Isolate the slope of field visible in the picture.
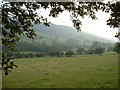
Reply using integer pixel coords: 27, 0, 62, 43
3, 54, 118, 88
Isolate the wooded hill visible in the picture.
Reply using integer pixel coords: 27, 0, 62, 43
3, 23, 115, 52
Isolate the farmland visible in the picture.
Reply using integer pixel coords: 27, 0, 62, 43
2, 54, 118, 88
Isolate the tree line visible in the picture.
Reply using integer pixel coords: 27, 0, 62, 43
3, 41, 118, 59
3, 40, 114, 53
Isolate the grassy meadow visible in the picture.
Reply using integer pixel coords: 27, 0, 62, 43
2, 54, 118, 88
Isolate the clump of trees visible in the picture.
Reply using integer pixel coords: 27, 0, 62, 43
49, 51, 64, 57
4, 52, 45, 59
76, 47, 105, 55
88, 42, 106, 55
76, 48, 85, 55
84, 49, 94, 54
113, 42, 120, 54
3, 50, 76, 58
65, 51, 75, 57
4, 41, 113, 59
36, 53, 44, 57
76, 42, 106, 55
94, 47, 105, 55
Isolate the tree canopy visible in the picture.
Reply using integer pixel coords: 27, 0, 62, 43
94, 47, 105, 55
76, 48, 85, 55
113, 42, 120, 54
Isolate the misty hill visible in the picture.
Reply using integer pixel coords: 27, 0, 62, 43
3, 23, 115, 52
32, 23, 114, 44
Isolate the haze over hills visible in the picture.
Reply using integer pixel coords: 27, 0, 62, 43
3, 23, 115, 52
32, 23, 114, 44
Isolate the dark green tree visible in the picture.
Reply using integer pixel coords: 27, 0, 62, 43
113, 42, 120, 54
49, 50, 63, 57
76, 48, 85, 55
94, 47, 105, 55
49, 51, 57, 57
85, 49, 94, 54
107, 47, 113, 52
36, 53, 44, 57
65, 51, 74, 57
90, 42, 101, 50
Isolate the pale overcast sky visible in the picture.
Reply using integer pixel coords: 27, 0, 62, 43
37, 8, 118, 42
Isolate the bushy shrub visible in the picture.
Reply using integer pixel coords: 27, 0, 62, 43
14, 53, 24, 58
94, 47, 105, 55
85, 49, 94, 54
36, 53, 44, 57
65, 51, 74, 57
49, 51, 64, 57
28, 53, 34, 58
76, 48, 85, 55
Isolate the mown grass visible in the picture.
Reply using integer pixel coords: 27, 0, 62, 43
2, 54, 118, 88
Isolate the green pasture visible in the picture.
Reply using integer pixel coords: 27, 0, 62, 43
2, 54, 118, 88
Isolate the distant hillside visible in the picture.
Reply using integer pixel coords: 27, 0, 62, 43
32, 23, 114, 44
3, 23, 115, 52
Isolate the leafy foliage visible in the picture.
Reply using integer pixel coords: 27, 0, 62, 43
106, 2, 120, 28
76, 48, 85, 55
65, 51, 74, 57
2, 52, 18, 75
49, 51, 64, 57
94, 47, 105, 55
2, 2, 50, 50
113, 42, 120, 54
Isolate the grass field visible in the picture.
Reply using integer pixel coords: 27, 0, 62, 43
2, 54, 118, 88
